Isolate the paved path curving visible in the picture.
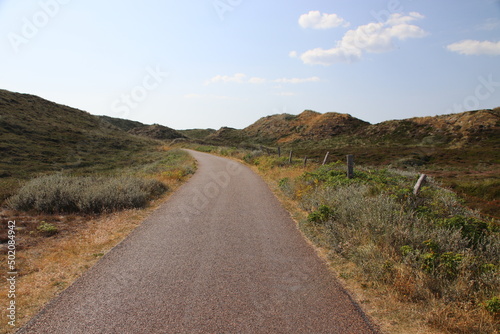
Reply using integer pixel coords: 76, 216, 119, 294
18, 150, 379, 334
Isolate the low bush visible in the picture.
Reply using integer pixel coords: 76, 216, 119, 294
8, 174, 168, 214
307, 205, 335, 224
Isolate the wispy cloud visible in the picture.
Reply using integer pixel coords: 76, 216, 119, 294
274, 77, 321, 84
248, 77, 267, 84
274, 92, 296, 96
299, 11, 350, 29
204, 73, 246, 85
296, 12, 427, 66
205, 74, 321, 85
204, 73, 266, 85
184, 93, 236, 100
475, 18, 500, 31
447, 40, 500, 56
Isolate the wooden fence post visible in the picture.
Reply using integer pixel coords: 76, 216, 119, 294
289, 151, 293, 164
278, 147, 281, 157
322, 152, 330, 165
413, 174, 427, 195
347, 155, 354, 179
303, 156, 308, 168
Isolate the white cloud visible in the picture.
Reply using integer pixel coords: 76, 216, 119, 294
447, 40, 500, 56
297, 12, 427, 65
274, 76, 321, 84
289, 51, 298, 58
300, 46, 362, 65
386, 12, 424, 26
204, 73, 246, 85
204, 73, 266, 85
299, 11, 349, 29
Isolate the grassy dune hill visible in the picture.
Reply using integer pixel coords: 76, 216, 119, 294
98, 115, 144, 132
178, 128, 216, 140
0, 90, 154, 178
0, 90, 172, 202
98, 115, 186, 140
206, 126, 250, 145
243, 110, 369, 144
128, 124, 186, 140
200, 107, 499, 217
202, 107, 499, 172
361, 108, 500, 147
206, 108, 499, 149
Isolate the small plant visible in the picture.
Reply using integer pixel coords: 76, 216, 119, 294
52, 281, 67, 288
400, 245, 414, 257
307, 205, 335, 224
278, 177, 289, 188
421, 252, 438, 274
484, 296, 500, 315
481, 263, 496, 274
422, 239, 440, 253
438, 215, 489, 247
438, 252, 463, 279
37, 222, 58, 236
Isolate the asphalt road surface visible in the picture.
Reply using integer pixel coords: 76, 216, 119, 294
18, 150, 379, 334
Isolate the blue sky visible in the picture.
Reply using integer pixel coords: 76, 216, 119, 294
1, 0, 499, 129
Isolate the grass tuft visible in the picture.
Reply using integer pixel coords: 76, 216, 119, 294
37, 222, 59, 236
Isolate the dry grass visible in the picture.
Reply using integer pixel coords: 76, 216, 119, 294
0, 206, 153, 333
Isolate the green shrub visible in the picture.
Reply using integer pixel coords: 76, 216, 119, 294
8, 174, 168, 214
195, 145, 216, 153
307, 205, 335, 224
484, 296, 500, 314
278, 177, 290, 188
438, 252, 463, 279
243, 151, 263, 164
37, 222, 58, 236
400, 245, 414, 257
438, 215, 489, 247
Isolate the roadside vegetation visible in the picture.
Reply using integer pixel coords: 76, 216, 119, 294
186, 144, 499, 334
4, 146, 195, 213
0, 147, 195, 334
8, 175, 167, 214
